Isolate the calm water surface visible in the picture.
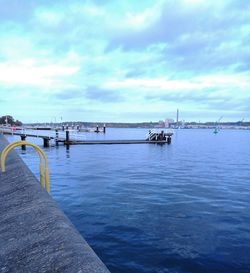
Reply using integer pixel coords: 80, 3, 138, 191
7, 129, 250, 273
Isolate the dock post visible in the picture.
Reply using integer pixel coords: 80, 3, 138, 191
65, 130, 69, 143
160, 131, 164, 141
96, 125, 99, 133
43, 138, 50, 148
21, 135, 26, 150
103, 124, 106, 133
55, 129, 59, 146
65, 130, 70, 149
167, 136, 171, 144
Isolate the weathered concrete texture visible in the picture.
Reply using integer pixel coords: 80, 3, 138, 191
0, 135, 110, 273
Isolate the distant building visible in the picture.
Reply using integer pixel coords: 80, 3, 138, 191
165, 118, 174, 128
158, 120, 165, 128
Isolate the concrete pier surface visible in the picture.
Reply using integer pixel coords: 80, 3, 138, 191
0, 135, 110, 273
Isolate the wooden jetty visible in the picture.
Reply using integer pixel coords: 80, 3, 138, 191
0, 130, 54, 147
62, 130, 173, 145
60, 139, 171, 145
0, 128, 173, 148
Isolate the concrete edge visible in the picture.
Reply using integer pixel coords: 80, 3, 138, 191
0, 135, 110, 273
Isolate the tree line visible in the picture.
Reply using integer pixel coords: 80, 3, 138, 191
0, 115, 22, 126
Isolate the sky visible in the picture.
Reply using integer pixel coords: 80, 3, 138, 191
0, 0, 250, 123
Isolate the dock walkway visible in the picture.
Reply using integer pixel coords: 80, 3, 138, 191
63, 139, 171, 145
0, 130, 56, 140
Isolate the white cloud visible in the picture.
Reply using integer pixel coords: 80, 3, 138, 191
103, 74, 250, 93
0, 0, 250, 122
124, 2, 162, 30
35, 9, 64, 26
0, 60, 79, 88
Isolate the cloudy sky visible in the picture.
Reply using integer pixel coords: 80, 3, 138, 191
0, 0, 249, 123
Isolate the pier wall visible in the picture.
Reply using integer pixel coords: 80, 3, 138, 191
0, 135, 110, 273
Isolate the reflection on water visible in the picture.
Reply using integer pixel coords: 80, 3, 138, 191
65, 148, 70, 158
7, 129, 250, 273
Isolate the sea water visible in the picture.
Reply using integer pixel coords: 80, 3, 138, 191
6, 129, 250, 273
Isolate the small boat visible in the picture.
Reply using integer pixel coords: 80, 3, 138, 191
213, 116, 223, 134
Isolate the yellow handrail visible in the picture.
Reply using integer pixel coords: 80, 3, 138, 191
2, 142, 47, 188
1, 141, 50, 193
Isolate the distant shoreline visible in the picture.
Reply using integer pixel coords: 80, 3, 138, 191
21, 121, 250, 130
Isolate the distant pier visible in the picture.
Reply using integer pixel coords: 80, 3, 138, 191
0, 128, 173, 148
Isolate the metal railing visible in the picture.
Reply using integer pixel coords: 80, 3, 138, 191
0, 141, 50, 193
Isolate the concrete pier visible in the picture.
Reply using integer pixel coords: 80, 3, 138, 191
0, 135, 110, 273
